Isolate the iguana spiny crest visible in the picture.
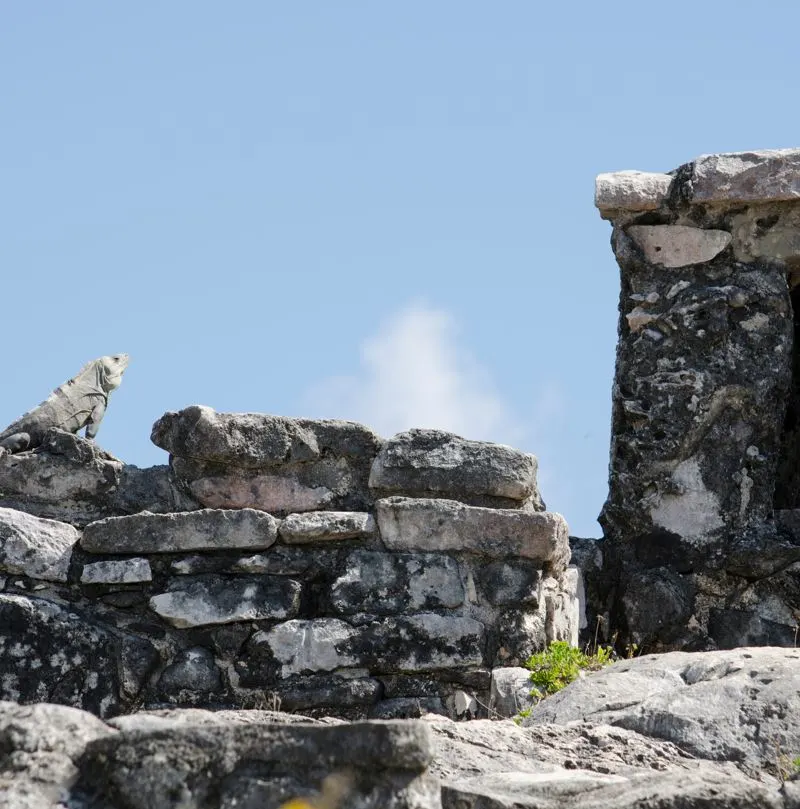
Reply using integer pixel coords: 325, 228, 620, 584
0, 354, 129, 454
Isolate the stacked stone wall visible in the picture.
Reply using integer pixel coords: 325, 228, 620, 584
595, 149, 800, 651
0, 407, 577, 719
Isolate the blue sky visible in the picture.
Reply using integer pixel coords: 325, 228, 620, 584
2, 2, 798, 536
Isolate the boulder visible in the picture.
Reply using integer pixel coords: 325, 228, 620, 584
157, 647, 223, 695
525, 647, 800, 780
376, 497, 570, 568
489, 666, 535, 718
369, 428, 543, 508
81, 508, 279, 554
0, 507, 78, 582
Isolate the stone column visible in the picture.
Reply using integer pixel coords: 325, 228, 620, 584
596, 150, 800, 650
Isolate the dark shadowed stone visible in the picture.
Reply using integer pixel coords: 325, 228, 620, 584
369, 428, 543, 508
331, 550, 464, 614
369, 697, 447, 719
119, 635, 160, 700
376, 497, 570, 567
75, 719, 437, 809
158, 647, 223, 695
494, 610, 547, 667
149, 576, 301, 628
708, 609, 798, 649
273, 674, 382, 712
477, 559, 542, 606
0, 595, 128, 716
620, 569, 692, 646
82, 508, 279, 554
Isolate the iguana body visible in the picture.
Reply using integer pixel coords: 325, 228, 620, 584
0, 354, 129, 453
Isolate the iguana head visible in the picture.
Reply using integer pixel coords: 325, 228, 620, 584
98, 354, 129, 392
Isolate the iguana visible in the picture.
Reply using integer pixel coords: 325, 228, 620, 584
0, 354, 129, 454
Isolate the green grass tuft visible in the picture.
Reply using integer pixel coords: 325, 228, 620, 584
524, 641, 614, 698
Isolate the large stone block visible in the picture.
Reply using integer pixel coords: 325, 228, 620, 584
0, 430, 195, 526
369, 429, 543, 508
149, 576, 301, 628
81, 508, 279, 554
279, 510, 375, 543
331, 550, 464, 614
594, 170, 673, 216
0, 595, 156, 716
0, 507, 78, 582
376, 497, 570, 568
691, 148, 800, 204
76, 720, 438, 809
153, 407, 383, 514
244, 613, 485, 681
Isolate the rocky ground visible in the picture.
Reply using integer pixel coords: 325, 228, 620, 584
3, 646, 800, 808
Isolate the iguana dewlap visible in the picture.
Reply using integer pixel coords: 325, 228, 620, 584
0, 354, 129, 453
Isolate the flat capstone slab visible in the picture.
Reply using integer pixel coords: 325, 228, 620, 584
81, 509, 279, 554
278, 511, 375, 543
375, 497, 570, 566
81, 558, 152, 584
149, 576, 301, 628
595, 170, 673, 215
369, 428, 539, 503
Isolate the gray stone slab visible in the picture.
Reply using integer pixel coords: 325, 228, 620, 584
0, 507, 78, 583
279, 510, 375, 543
370, 429, 541, 507
594, 170, 673, 214
691, 148, 800, 203
81, 508, 278, 554
81, 557, 152, 584
149, 576, 301, 628
376, 497, 570, 566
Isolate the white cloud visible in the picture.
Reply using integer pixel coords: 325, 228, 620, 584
304, 303, 522, 444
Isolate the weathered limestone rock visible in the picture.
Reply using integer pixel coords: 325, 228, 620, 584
0, 431, 195, 526
594, 170, 673, 217
489, 666, 535, 718
75, 719, 438, 809
0, 507, 78, 582
596, 148, 800, 648
627, 225, 731, 268
477, 559, 542, 606
81, 557, 152, 584
243, 614, 485, 682
249, 618, 360, 678
692, 148, 800, 203
278, 510, 375, 543
0, 595, 156, 716
153, 406, 383, 514
81, 508, 279, 554
527, 647, 800, 780
0, 701, 113, 809
376, 497, 570, 568
330, 550, 464, 614
149, 576, 301, 628
369, 428, 543, 508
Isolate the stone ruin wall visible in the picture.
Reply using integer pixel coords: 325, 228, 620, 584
595, 148, 800, 652
0, 405, 578, 719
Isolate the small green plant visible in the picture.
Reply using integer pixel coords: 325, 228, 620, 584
524, 641, 614, 698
